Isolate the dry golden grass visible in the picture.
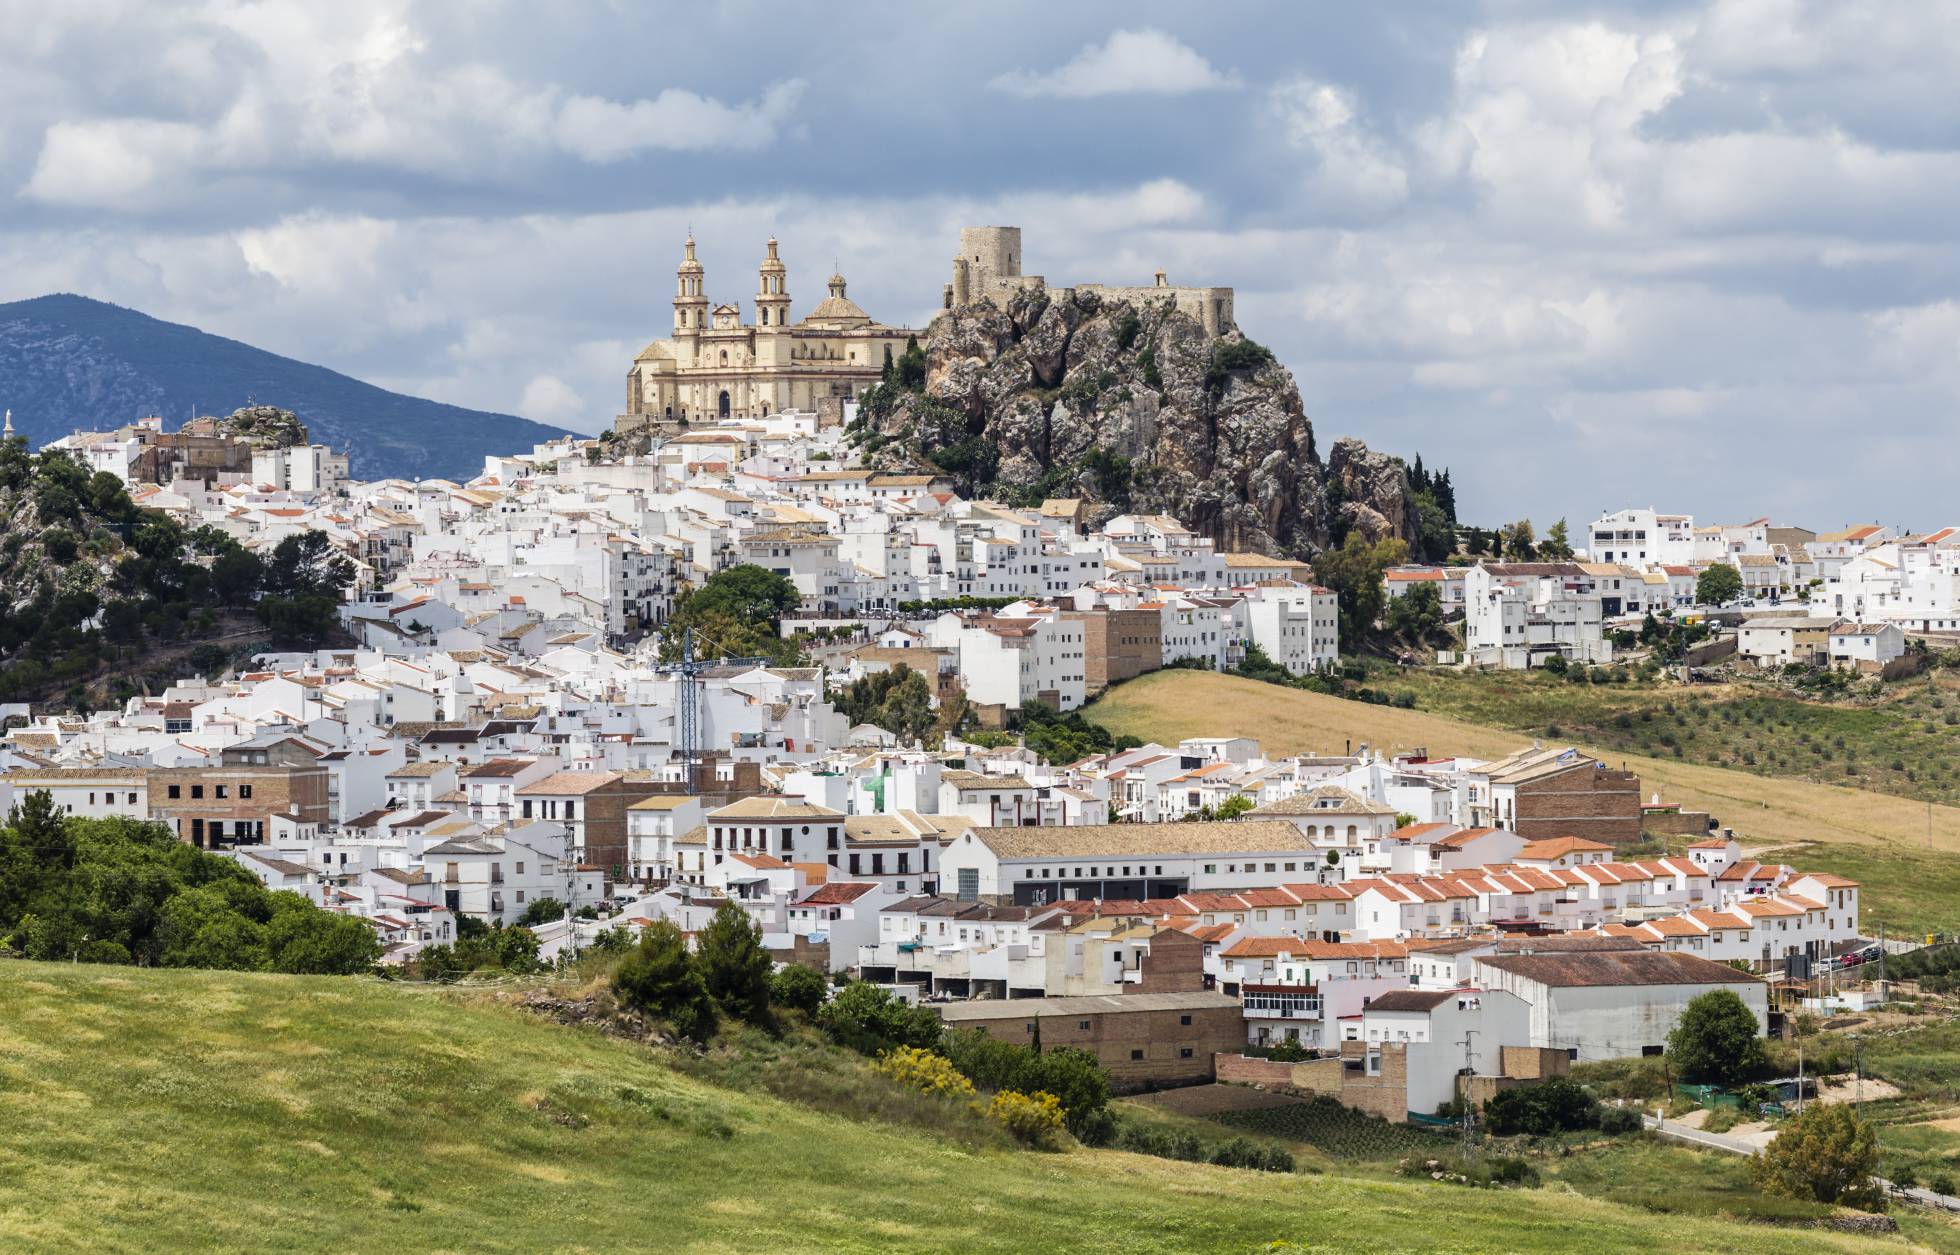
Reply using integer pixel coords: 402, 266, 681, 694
1089, 671, 1960, 855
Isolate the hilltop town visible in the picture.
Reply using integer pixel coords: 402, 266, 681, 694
4, 224, 1959, 1245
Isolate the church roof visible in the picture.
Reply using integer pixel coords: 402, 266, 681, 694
804, 294, 870, 325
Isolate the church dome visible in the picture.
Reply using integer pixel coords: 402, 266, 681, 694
804, 272, 870, 326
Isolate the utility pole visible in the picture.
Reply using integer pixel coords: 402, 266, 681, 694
1457, 1030, 1479, 1148
1853, 1034, 1864, 1107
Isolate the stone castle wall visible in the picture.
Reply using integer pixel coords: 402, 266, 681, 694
946, 224, 1233, 336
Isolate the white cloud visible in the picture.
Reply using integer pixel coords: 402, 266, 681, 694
17, 5, 806, 208
989, 29, 1239, 99
1268, 77, 1408, 216
519, 373, 586, 426
555, 81, 807, 161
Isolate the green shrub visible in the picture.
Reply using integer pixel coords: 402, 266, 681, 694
818, 981, 942, 1055
612, 920, 717, 1041
1482, 1077, 1600, 1137
769, 964, 828, 1015
1668, 990, 1769, 1085
1596, 1105, 1642, 1135
1752, 1103, 1883, 1210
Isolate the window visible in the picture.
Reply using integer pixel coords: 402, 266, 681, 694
239, 784, 252, 800
168, 784, 181, 799
1130, 1049, 1144, 1061
1078, 1020, 1091, 1031
1179, 1048, 1194, 1059
190, 785, 204, 799
1641, 1045, 1664, 1057
215, 785, 228, 799
1179, 1014, 1192, 1026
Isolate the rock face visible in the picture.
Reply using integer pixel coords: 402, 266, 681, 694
857, 292, 1418, 560
216, 404, 309, 450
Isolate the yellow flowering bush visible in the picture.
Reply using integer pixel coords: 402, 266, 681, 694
874, 1046, 976, 1101
987, 1089, 1066, 1149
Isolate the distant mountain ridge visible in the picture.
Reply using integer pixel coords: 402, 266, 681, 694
0, 294, 573, 482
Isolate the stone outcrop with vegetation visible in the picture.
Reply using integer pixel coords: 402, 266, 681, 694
850, 289, 1424, 560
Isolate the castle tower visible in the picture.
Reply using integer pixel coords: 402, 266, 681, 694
756, 236, 790, 329
674, 234, 708, 337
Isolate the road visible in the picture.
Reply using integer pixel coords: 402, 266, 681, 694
1643, 1112, 1960, 1212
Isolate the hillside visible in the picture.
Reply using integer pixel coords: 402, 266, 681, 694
0, 294, 572, 481
1349, 664, 1960, 811
1085, 671, 1960, 933
0, 964, 1923, 1254
854, 290, 1433, 561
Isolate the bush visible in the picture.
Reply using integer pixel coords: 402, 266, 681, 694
1668, 989, 1769, 1085
611, 920, 717, 1041
939, 1029, 1110, 1135
874, 1046, 976, 1101
1482, 1077, 1600, 1136
1073, 1106, 1118, 1148
1596, 1105, 1643, 1135
1397, 1152, 1540, 1189
1930, 1172, 1956, 1198
515, 897, 567, 927
769, 964, 828, 1015
987, 1090, 1066, 1149
818, 981, 942, 1055
1752, 1103, 1883, 1210
1207, 1136, 1295, 1173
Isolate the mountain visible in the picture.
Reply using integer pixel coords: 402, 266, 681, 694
0, 294, 574, 481
853, 288, 1424, 561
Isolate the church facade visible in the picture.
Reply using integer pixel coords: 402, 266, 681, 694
620, 236, 920, 430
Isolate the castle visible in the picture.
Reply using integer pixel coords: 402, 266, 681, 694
945, 226, 1235, 338
620, 236, 920, 430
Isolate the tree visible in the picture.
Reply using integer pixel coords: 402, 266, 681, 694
1667, 989, 1769, 1085
770, 963, 828, 1015
660, 565, 805, 665
1500, 519, 1538, 561
1216, 795, 1255, 821
1752, 1103, 1883, 1209
516, 897, 568, 927
1539, 518, 1574, 559
1697, 563, 1744, 607
835, 665, 937, 746
1483, 1077, 1600, 1135
264, 900, 382, 974
1312, 532, 1410, 645
695, 900, 774, 1024
612, 920, 716, 1040
1384, 581, 1445, 644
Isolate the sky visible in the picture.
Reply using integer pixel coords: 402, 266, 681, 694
3, 0, 1956, 533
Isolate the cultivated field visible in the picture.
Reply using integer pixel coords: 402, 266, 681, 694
1087, 671, 1960, 933
0, 963, 1926, 1255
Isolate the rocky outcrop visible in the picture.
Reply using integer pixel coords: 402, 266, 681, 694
856, 291, 1419, 560
215, 404, 308, 450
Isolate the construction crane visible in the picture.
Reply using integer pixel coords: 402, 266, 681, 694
673, 625, 766, 795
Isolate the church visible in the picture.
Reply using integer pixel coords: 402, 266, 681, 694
619, 236, 920, 429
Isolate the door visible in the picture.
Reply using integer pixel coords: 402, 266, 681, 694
718, 390, 731, 418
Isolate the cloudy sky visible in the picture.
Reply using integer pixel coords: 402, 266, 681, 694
3, 0, 1955, 532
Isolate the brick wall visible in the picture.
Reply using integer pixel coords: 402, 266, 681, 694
1131, 928, 1204, 994
1214, 1054, 1295, 1087
1335, 1041, 1409, 1122
1517, 766, 1643, 844
1071, 610, 1164, 696
950, 1002, 1239, 1091
1498, 1045, 1571, 1081
1640, 809, 1711, 838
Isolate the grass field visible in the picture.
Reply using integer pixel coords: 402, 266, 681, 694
0, 962, 1936, 1255
1086, 671, 1960, 932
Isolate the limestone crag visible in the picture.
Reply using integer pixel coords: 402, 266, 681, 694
857, 291, 1418, 560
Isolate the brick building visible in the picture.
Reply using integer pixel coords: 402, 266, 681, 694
1067, 608, 1163, 695
1467, 745, 1642, 845
936, 991, 1243, 1090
